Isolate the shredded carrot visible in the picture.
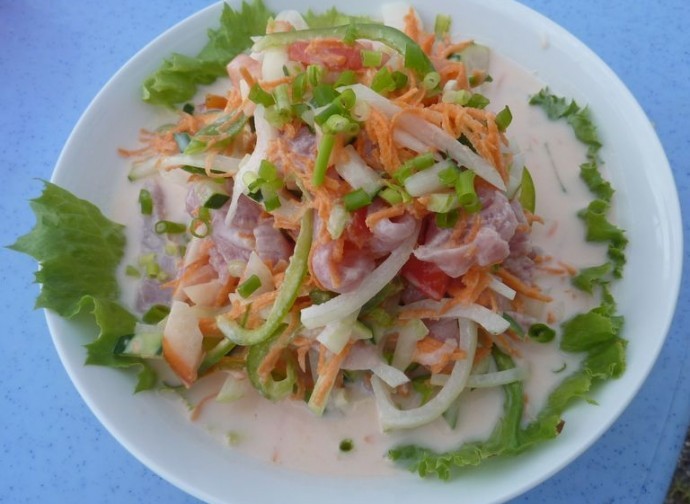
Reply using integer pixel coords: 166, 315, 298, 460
239, 66, 256, 88
205, 94, 228, 110
365, 203, 406, 228
403, 8, 421, 42
310, 343, 352, 410
496, 269, 553, 302
364, 108, 401, 173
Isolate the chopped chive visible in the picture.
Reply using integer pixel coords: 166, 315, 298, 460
307, 64, 324, 86
238, 274, 262, 298
182, 103, 195, 115
292, 72, 308, 102
455, 170, 480, 212
406, 152, 435, 171
438, 165, 459, 187
519, 167, 536, 213
466, 93, 490, 109
142, 304, 171, 324
435, 209, 460, 228
391, 71, 408, 90
422, 71, 441, 90
312, 84, 339, 107
273, 83, 291, 112
145, 259, 160, 278
371, 67, 396, 95
527, 323, 556, 343
322, 114, 359, 135
248, 83, 275, 107
339, 439, 354, 452
258, 159, 279, 181
190, 217, 212, 238
336, 89, 356, 110
154, 220, 187, 234
442, 89, 471, 105
125, 265, 140, 278
173, 132, 191, 152
312, 133, 335, 186
334, 70, 356, 87
263, 193, 282, 211
503, 313, 525, 338
495, 106, 513, 132
343, 188, 373, 212
361, 50, 383, 67
379, 187, 403, 205
434, 14, 451, 38
138, 188, 153, 215
425, 192, 459, 213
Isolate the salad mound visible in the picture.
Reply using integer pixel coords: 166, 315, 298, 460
14, 1, 627, 478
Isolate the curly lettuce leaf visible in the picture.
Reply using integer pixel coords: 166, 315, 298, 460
142, 0, 274, 108
10, 182, 156, 391
390, 294, 626, 479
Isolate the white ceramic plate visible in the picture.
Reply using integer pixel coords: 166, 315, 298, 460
47, 1, 683, 503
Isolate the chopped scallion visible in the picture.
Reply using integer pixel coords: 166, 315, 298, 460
292, 72, 308, 102
520, 167, 536, 213
466, 93, 490, 109
371, 67, 397, 95
455, 170, 480, 212
361, 49, 383, 67
495, 105, 513, 132
434, 14, 451, 38
343, 188, 373, 211
182, 103, 195, 115
435, 209, 460, 228
422, 71, 441, 90
312, 84, 339, 107
154, 220, 187, 234
248, 83, 275, 107
273, 83, 292, 112
138, 188, 153, 215
237, 274, 262, 298
307, 64, 325, 86
334, 70, 356, 87
125, 265, 140, 278
312, 133, 335, 186
528, 323, 555, 343
142, 304, 170, 324
379, 186, 403, 205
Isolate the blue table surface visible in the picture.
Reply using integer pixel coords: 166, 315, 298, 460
1, 1, 688, 502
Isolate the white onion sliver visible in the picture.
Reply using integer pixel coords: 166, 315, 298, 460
161, 154, 242, 174
402, 299, 510, 335
339, 84, 401, 117
373, 318, 478, 430
371, 363, 410, 388
404, 161, 451, 197
396, 113, 506, 191
225, 106, 276, 226
316, 311, 359, 355
335, 145, 383, 196
488, 276, 517, 300
467, 366, 529, 388
391, 319, 428, 370
393, 130, 429, 153
300, 226, 419, 328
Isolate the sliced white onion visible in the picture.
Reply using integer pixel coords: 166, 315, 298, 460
216, 373, 249, 403
341, 84, 505, 190
316, 311, 359, 355
261, 49, 290, 82
327, 203, 349, 240
335, 145, 383, 196
395, 113, 506, 191
342, 343, 409, 388
225, 106, 277, 226
430, 366, 529, 388
488, 275, 517, 300
393, 130, 429, 153
391, 319, 428, 370
300, 226, 420, 328
404, 161, 451, 197
160, 154, 242, 175
183, 279, 223, 307
402, 299, 510, 335
372, 318, 478, 430
274, 9, 309, 30
467, 366, 528, 388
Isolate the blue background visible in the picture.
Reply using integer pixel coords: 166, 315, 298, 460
1, 1, 688, 502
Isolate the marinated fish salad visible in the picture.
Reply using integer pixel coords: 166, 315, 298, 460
14, 1, 628, 478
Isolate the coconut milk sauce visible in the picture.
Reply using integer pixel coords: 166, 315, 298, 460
111, 52, 607, 477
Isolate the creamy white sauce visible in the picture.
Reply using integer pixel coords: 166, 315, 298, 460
111, 50, 610, 476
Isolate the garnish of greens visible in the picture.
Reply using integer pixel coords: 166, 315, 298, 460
13, 0, 628, 480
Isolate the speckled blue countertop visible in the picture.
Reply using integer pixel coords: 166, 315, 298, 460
1, 1, 688, 502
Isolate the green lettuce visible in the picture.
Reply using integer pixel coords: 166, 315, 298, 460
142, 0, 274, 108
10, 182, 155, 391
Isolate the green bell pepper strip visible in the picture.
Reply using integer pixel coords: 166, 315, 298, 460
252, 24, 436, 77
246, 322, 297, 400
216, 209, 314, 346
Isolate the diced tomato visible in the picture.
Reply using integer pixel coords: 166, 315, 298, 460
401, 255, 451, 301
345, 208, 373, 249
288, 40, 365, 71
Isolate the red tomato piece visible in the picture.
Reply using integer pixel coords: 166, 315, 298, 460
401, 255, 451, 301
345, 207, 373, 249
288, 40, 365, 71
